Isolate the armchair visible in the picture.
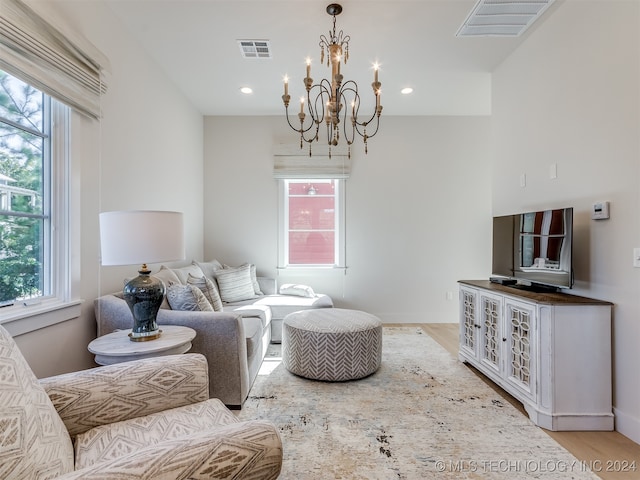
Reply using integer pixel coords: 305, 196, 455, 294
0, 325, 282, 479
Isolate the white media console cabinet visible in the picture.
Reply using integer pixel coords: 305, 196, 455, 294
458, 280, 613, 431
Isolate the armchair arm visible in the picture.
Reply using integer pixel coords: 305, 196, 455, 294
57, 420, 283, 480
40, 353, 209, 438
95, 294, 251, 406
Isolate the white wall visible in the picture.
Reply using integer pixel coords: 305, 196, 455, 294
492, 0, 640, 443
13, 1, 204, 377
204, 116, 492, 323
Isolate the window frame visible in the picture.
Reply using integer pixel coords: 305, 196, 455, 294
278, 178, 346, 270
0, 80, 79, 333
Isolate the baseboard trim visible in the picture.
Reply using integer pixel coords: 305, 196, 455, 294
613, 406, 640, 444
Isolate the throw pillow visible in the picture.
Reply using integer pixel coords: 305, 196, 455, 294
168, 264, 205, 285
166, 284, 213, 311
155, 265, 181, 286
279, 283, 316, 298
153, 266, 181, 309
223, 263, 263, 296
187, 274, 223, 312
195, 259, 223, 280
216, 264, 257, 303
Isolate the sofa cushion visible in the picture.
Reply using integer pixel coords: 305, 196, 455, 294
187, 274, 223, 311
75, 398, 238, 469
166, 284, 213, 311
216, 264, 258, 303
224, 304, 272, 330
254, 294, 334, 320
0, 326, 75, 478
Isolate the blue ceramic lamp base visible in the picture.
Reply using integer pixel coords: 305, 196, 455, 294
123, 265, 165, 342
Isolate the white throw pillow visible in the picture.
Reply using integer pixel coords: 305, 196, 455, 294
216, 264, 258, 303
279, 283, 316, 298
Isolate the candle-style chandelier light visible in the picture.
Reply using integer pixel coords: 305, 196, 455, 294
281, 3, 383, 159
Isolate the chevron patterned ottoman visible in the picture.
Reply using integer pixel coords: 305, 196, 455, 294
282, 308, 382, 381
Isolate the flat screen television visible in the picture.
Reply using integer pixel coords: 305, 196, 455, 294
492, 207, 573, 291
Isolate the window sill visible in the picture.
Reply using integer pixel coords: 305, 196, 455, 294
277, 266, 347, 277
0, 299, 83, 336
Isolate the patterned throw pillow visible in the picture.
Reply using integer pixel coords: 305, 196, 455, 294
223, 263, 263, 295
187, 274, 223, 311
216, 264, 258, 303
166, 284, 213, 311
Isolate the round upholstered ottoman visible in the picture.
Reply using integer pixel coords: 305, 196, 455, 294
282, 308, 382, 381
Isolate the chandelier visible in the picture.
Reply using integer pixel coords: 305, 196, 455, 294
281, 3, 383, 159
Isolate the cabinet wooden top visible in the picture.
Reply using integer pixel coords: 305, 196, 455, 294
459, 280, 613, 306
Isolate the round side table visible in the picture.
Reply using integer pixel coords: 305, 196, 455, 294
88, 325, 196, 365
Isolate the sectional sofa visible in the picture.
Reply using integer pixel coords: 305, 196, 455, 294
94, 260, 332, 408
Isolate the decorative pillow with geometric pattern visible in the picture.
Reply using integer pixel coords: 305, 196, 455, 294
166, 284, 213, 311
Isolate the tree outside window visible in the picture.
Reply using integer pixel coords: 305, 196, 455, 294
0, 70, 49, 304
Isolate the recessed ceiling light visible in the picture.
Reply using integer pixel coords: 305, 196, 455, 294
240, 87, 253, 94
401, 87, 413, 95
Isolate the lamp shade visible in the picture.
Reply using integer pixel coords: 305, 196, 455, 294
99, 210, 185, 266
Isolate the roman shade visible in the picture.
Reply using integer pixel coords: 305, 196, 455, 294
272, 145, 351, 179
0, 0, 109, 119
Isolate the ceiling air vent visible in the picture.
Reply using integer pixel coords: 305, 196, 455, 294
456, 0, 556, 37
238, 40, 272, 59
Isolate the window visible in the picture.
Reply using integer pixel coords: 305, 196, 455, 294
279, 178, 346, 268
0, 70, 69, 307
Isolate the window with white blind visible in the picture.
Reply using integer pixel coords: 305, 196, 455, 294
278, 178, 346, 268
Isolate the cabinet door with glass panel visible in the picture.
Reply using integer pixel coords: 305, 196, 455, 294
459, 286, 479, 360
503, 299, 537, 400
478, 292, 503, 376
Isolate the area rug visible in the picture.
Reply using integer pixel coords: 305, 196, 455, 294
237, 327, 598, 479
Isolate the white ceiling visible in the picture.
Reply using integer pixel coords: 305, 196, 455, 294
104, 0, 559, 116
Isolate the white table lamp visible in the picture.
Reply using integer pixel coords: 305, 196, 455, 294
99, 210, 185, 341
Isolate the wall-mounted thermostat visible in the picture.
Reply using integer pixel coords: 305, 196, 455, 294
592, 201, 610, 220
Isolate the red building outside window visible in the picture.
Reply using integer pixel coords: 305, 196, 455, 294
286, 179, 336, 265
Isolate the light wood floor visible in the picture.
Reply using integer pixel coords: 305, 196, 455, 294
409, 323, 640, 480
